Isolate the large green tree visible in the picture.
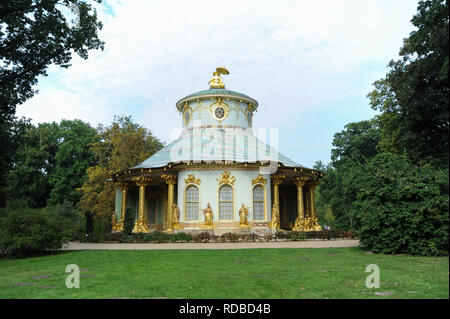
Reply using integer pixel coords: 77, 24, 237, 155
0, 0, 104, 113
0, 0, 104, 206
48, 119, 96, 205
314, 120, 381, 230
78, 116, 164, 221
368, 0, 449, 167
7, 119, 96, 208
7, 122, 60, 208
352, 153, 448, 256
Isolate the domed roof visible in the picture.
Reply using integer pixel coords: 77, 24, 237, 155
176, 88, 258, 111
132, 128, 303, 169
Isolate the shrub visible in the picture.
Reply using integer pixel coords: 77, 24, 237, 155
50, 201, 80, 240
352, 153, 449, 256
173, 232, 194, 242
287, 231, 307, 241
0, 207, 73, 257
194, 232, 212, 243
101, 232, 125, 242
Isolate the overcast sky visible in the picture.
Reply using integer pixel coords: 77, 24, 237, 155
16, 0, 420, 168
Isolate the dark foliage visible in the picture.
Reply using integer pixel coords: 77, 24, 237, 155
0, 207, 73, 257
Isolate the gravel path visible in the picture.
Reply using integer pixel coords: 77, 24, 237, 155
63, 240, 360, 250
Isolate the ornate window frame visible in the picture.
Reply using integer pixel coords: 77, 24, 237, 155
184, 184, 201, 222
251, 174, 267, 221
217, 171, 236, 221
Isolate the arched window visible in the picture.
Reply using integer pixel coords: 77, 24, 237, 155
253, 185, 265, 220
219, 184, 233, 220
185, 185, 199, 221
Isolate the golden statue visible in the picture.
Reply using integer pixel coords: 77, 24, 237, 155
239, 204, 249, 227
311, 216, 322, 231
203, 203, 214, 227
111, 213, 118, 232
292, 216, 305, 231
208, 67, 229, 89
172, 204, 181, 229
132, 218, 149, 233
304, 217, 312, 230
271, 203, 280, 229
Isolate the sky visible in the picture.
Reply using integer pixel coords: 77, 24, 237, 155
16, 0, 420, 168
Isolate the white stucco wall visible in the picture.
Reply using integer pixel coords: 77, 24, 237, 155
177, 169, 271, 224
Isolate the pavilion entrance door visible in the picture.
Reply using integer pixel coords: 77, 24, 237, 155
279, 193, 288, 229
147, 194, 157, 225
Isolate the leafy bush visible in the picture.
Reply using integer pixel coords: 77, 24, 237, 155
352, 153, 449, 256
50, 201, 80, 240
194, 232, 213, 243
172, 232, 194, 242
287, 231, 307, 241
101, 232, 125, 242
0, 207, 72, 257
221, 232, 240, 242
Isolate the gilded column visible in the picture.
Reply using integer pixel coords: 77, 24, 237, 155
116, 181, 130, 231
132, 176, 152, 233
308, 180, 322, 231
292, 177, 308, 231
270, 174, 285, 230
161, 174, 177, 231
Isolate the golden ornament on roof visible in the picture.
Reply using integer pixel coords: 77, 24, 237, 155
208, 66, 229, 89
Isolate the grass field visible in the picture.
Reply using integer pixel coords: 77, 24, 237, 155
0, 247, 448, 298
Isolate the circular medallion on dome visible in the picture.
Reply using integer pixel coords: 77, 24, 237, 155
215, 106, 225, 119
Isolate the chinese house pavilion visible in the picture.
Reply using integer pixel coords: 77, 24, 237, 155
111, 67, 322, 234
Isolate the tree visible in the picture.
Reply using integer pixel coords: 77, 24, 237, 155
0, 0, 104, 114
78, 116, 163, 221
0, 116, 32, 206
7, 122, 60, 208
352, 153, 448, 256
47, 119, 96, 205
368, 0, 449, 168
331, 120, 381, 168
6, 119, 96, 208
0, 0, 104, 205
314, 120, 381, 230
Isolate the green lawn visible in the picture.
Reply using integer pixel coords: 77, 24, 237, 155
0, 247, 448, 298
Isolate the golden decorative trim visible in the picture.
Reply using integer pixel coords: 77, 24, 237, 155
217, 170, 236, 185
209, 97, 230, 122
251, 174, 267, 185
271, 174, 285, 185
115, 181, 131, 191
132, 176, 152, 187
184, 173, 201, 185
182, 102, 192, 126
294, 176, 309, 187
161, 174, 177, 185
245, 104, 253, 126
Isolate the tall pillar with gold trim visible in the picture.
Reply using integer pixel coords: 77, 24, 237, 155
292, 177, 308, 231
161, 174, 177, 231
270, 174, 285, 230
116, 181, 130, 231
308, 180, 322, 231
132, 176, 152, 233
